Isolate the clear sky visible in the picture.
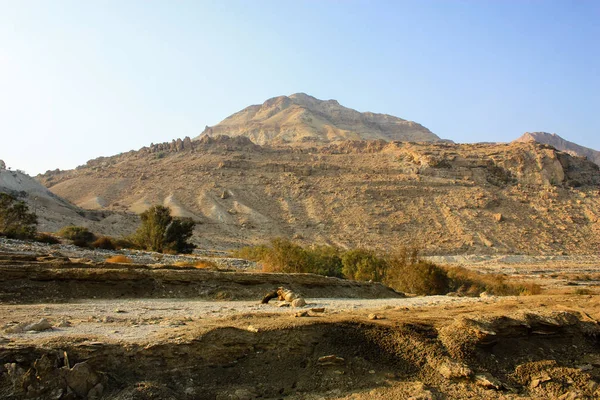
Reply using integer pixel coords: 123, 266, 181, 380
1, 1, 598, 175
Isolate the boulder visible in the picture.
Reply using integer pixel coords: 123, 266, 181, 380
291, 298, 306, 307
66, 362, 100, 397
437, 360, 473, 380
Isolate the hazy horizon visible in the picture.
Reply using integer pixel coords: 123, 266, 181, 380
1, 0, 599, 175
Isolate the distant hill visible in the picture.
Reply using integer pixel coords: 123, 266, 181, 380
196, 93, 442, 145
0, 161, 136, 235
515, 132, 600, 166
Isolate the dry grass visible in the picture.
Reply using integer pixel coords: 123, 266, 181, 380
106, 255, 133, 264
194, 261, 219, 269
168, 260, 219, 269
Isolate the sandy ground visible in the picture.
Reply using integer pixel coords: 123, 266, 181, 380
0, 296, 490, 343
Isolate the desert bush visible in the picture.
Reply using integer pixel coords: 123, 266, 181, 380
260, 238, 311, 273
105, 255, 133, 264
34, 233, 60, 244
92, 236, 116, 250
445, 266, 542, 296
233, 240, 540, 297
386, 257, 450, 295
232, 245, 270, 261
58, 225, 96, 247
130, 205, 196, 253
308, 245, 344, 277
243, 238, 343, 277
341, 248, 388, 281
112, 238, 141, 250
0, 193, 37, 239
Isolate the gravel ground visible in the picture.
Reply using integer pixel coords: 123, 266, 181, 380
0, 237, 256, 269
0, 296, 495, 343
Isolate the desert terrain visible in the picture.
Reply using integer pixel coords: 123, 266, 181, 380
1, 239, 600, 399
1, 94, 599, 399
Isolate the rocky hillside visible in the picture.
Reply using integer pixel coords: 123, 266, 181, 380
37, 137, 600, 255
515, 132, 600, 166
196, 93, 442, 145
0, 161, 137, 235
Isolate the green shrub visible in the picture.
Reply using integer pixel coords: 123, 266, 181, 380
233, 240, 540, 297
231, 245, 270, 261
341, 248, 388, 281
243, 238, 343, 277
308, 245, 343, 277
131, 205, 196, 253
58, 225, 96, 247
0, 193, 37, 239
386, 258, 450, 295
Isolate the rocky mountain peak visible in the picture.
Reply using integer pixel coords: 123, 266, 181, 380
514, 132, 600, 166
196, 94, 442, 145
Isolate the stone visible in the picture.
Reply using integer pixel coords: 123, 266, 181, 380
87, 383, 104, 399
233, 388, 257, 400
0, 160, 5, 170
494, 213, 504, 222
581, 354, 600, 367
317, 355, 345, 366
24, 318, 53, 332
368, 314, 383, 320
291, 298, 306, 307
437, 360, 473, 380
311, 308, 325, 313
295, 311, 309, 317
221, 190, 230, 199
66, 362, 100, 397
475, 373, 502, 390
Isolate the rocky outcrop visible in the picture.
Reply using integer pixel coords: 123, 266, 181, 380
515, 132, 600, 167
195, 93, 442, 145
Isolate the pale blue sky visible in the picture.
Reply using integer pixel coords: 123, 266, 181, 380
1, 1, 598, 175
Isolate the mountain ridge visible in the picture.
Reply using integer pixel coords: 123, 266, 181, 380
36, 138, 600, 254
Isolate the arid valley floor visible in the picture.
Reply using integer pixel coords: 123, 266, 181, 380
1, 240, 600, 400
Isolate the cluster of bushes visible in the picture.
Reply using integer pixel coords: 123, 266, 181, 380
233, 239, 541, 296
57, 205, 196, 254
234, 238, 344, 277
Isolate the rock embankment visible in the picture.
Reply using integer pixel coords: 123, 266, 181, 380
0, 251, 402, 304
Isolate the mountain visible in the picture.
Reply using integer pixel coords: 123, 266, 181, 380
0, 161, 136, 235
515, 132, 600, 166
37, 138, 600, 255
195, 93, 442, 145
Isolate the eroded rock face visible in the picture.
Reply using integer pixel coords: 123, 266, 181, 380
35, 139, 600, 254
516, 132, 600, 167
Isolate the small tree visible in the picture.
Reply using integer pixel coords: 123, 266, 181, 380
132, 205, 196, 253
0, 193, 37, 239
58, 225, 96, 247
